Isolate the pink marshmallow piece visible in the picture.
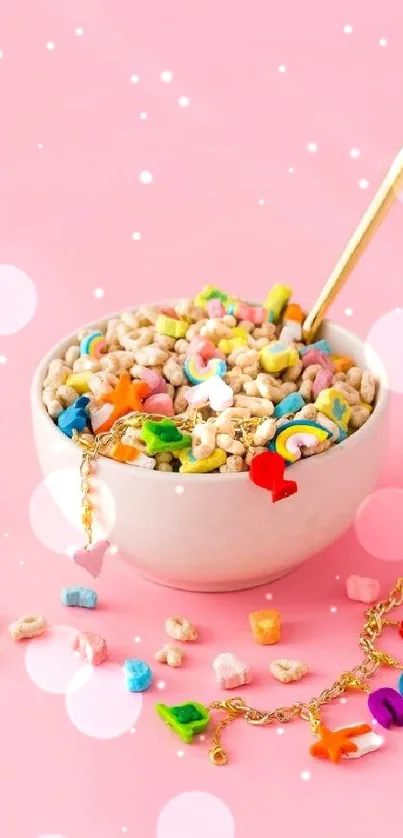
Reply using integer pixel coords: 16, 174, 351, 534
186, 336, 225, 361
313, 368, 334, 399
302, 349, 334, 372
143, 393, 174, 417
346, 575, 381, 604
73, 631, 108, 665
138, 367, 167, 395
206, 299, 225, 318
159, 306, 179, 319
213, 653, 252, 689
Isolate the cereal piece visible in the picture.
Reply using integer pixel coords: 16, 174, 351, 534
42, 386, 63, 419
249, 609, 281, 645
255, 373, 283, 403
219, 455, 244, 472
216, 434, 244, 455
140, 418, 191, 455
299, 379, 313, 401
44, 359, 71, 388
138, 305, 159, 324
300, 339, 331, 356
163, 357, 186, 386
269, 659, 309, 683
123, 659, 153, 692
246, 445, 267, 466
143, 393, 174, 417
88, 371, 118, 397
349, 404, 371, 429
346, 366, 362, 389
243, 379, 260, 396
61, 586, 98, 608
57, 396, 90, 438
295, 404, 317, 422
73, 631, 107, 665
314, 387, 351, 431
178, 447, 227, 473
213, 652, 252, 689
185, 377, 234, 411
192, 423, 217, 460
165, 616, 198, 641
302, 364, 322, 381
156, 314, 188, 339
134, 346, 169, 366
316, 411, 340, 441
253, 417, 277, 446
216, 406, 250, 425
73, 355, 101, 373
360, 370, 376, 404
273, 392, 305, 419
346, 575, 381, 604
64, 344, 80, 366
155, 644, 184, 667
156, 702, 210, 743
332, 381, 361, 406
234, 395, 274, 417
263, 284, 292, 321
259, 342, 299, 373
57, 384, 80, 407
312, 368, 334, 399
301, 348, 334, 372
9, 615, 47, 641
282, 359, 303, 382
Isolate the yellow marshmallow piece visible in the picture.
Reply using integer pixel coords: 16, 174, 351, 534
263, 284, 292, 320
218, 337, 248, 355
66, 371, 92, 395
177, 448, 227, 474
314, 387, 351, 431
155, 314, 188, 339
231, 327, 249, 340
259, 341, 299, 373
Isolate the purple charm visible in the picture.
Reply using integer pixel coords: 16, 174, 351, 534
368, 687, 403, 729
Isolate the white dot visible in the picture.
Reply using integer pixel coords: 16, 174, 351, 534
157, 792, 234, 838
372, 718, 378, 726
343, 25, 353, 34
157, 680, 166, 689
335, 574, 341, 580
359, 178, 369, 189
134, 636, 141, 644
131, 74, 140, 83
258, 199, 265, 205
66, 663, 143, 738
131, 232, 141, 241
19, 560, 24, 566
139, 171, 153, 185
130, 726, 136, 733
93, 287, 104, 298
0, 354, 7, 364
178, 96, 190, 107
139, 112, 148, 120
278, 65, 287, 73
46, 42, 55, 50
3, 532, 8, 537
349, 148, 360, 159
109, 544, 118, 554
75, 27, 84, 36
199, 735, 205, 741
288, 167, 294, 173
121, 829, 128, 834
161, 70, 173, 83
25, 626, 90, 694
37, 143, 43, 149
379, 38, 388, 47
0, 266, 37, 335
276, 727, 284, 735
330, 606, 337, 613
344, 307, 353, 316
265, 592, 273, 600
177, 750, 184, 757
175, 485, 184, 495
307, 142, 318, 153
301, 771, 311, 781
340, 697, 347, 704
0, 51, 3, 59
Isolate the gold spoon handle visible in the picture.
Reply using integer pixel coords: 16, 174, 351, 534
302, 147, 403, 343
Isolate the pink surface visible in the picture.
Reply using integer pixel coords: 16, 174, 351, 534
0, 1, 403, 835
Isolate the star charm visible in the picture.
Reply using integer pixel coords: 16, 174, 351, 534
97, 373, 150, 432
310, 723, 372, 763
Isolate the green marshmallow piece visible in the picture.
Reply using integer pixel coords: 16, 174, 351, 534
140, 419, 192, 455
156, 702, 210, 744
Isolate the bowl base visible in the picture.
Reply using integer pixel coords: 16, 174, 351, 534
133, 565, 296, 593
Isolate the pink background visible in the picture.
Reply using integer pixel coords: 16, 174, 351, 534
1, 1, 403, 836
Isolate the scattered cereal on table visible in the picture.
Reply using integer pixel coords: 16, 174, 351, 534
269, 659, 309, 683
249, 609, 281, 645
346, 575, 381, 604
9, 615, 47, 641
155, 644, 185, 667
213, 652, 252, 689
165, 616, 198, 641
156, 701, 210, 743
124, 659, 153, 692
61, 586, 98, 608
73, 631, 107, 665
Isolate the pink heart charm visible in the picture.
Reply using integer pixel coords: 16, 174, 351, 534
73, 540, 109, 578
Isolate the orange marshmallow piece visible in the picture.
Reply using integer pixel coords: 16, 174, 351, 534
284, 303, 304, 324
249, 609, 281, 645
331, 354, 354, 373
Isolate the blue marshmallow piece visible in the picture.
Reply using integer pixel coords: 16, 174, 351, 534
61, 586, 98, 608
57, 396, 90, 438
273, 392, 305, 419
123, 659, 153, 692
299, 339, 331, 356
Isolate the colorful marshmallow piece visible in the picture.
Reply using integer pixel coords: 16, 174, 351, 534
249, 609, 281, 645
263, 284, 292, 321
186, 336, 224, 361
367, 687, 403, 728
300, 339, 331, 356
155, 314, 188, 339
314, 387, 351, 432
312, 368, 334, 399
249, 451, 298, 503
80, 330, 107, 358
138, 367, 167, 395
177, 447, 227, 474
73, 540, 109, 578
269, 419, 331, 463
61, 586, 98, 608
310, 723, 373, 763
206, 298, 225, 318
184, 376, 234, 412
73, 631, 107, 665
273, 392, 305, 419
57, 396, 90, 438
279, 323, 301, 344
259, 341, 299, 373
301, 348, 335, 372
143, 393, 175, 417
124, 659, 153, 692
156, 701, 210, 743
331, 354, 355, 373
217, 337, 248, 355
184, 354, 227, 384
284, 303, 304, 324
66, 371, 93, 395
194, 285, 230, 307
338, 726, 384, 759
346, 575, 381, 604
213, 653, 252, 689
140, 418, 192, 455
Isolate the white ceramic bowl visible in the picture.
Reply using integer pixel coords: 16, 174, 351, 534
31, 311, 388, 592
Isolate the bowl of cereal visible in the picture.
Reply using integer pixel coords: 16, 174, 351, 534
31, 289, 388, 592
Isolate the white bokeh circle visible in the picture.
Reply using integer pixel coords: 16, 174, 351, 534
66, 662, 143, 738
29, 468, 116, 554
355, 487, 403, 561
25, 626, 92, 694
365, 310, 403, 393
157, 792, 235, 838
0, 265, 37, 334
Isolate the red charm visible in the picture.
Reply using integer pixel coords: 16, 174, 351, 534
399, 622, 403, 639
249, 451, 298, 503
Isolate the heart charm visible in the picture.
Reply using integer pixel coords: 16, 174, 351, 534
212, 652, 252, 689
249, 451, 298, 502
73, 540, 109, 578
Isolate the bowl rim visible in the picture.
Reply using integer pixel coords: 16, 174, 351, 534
31, 305, 389, 484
